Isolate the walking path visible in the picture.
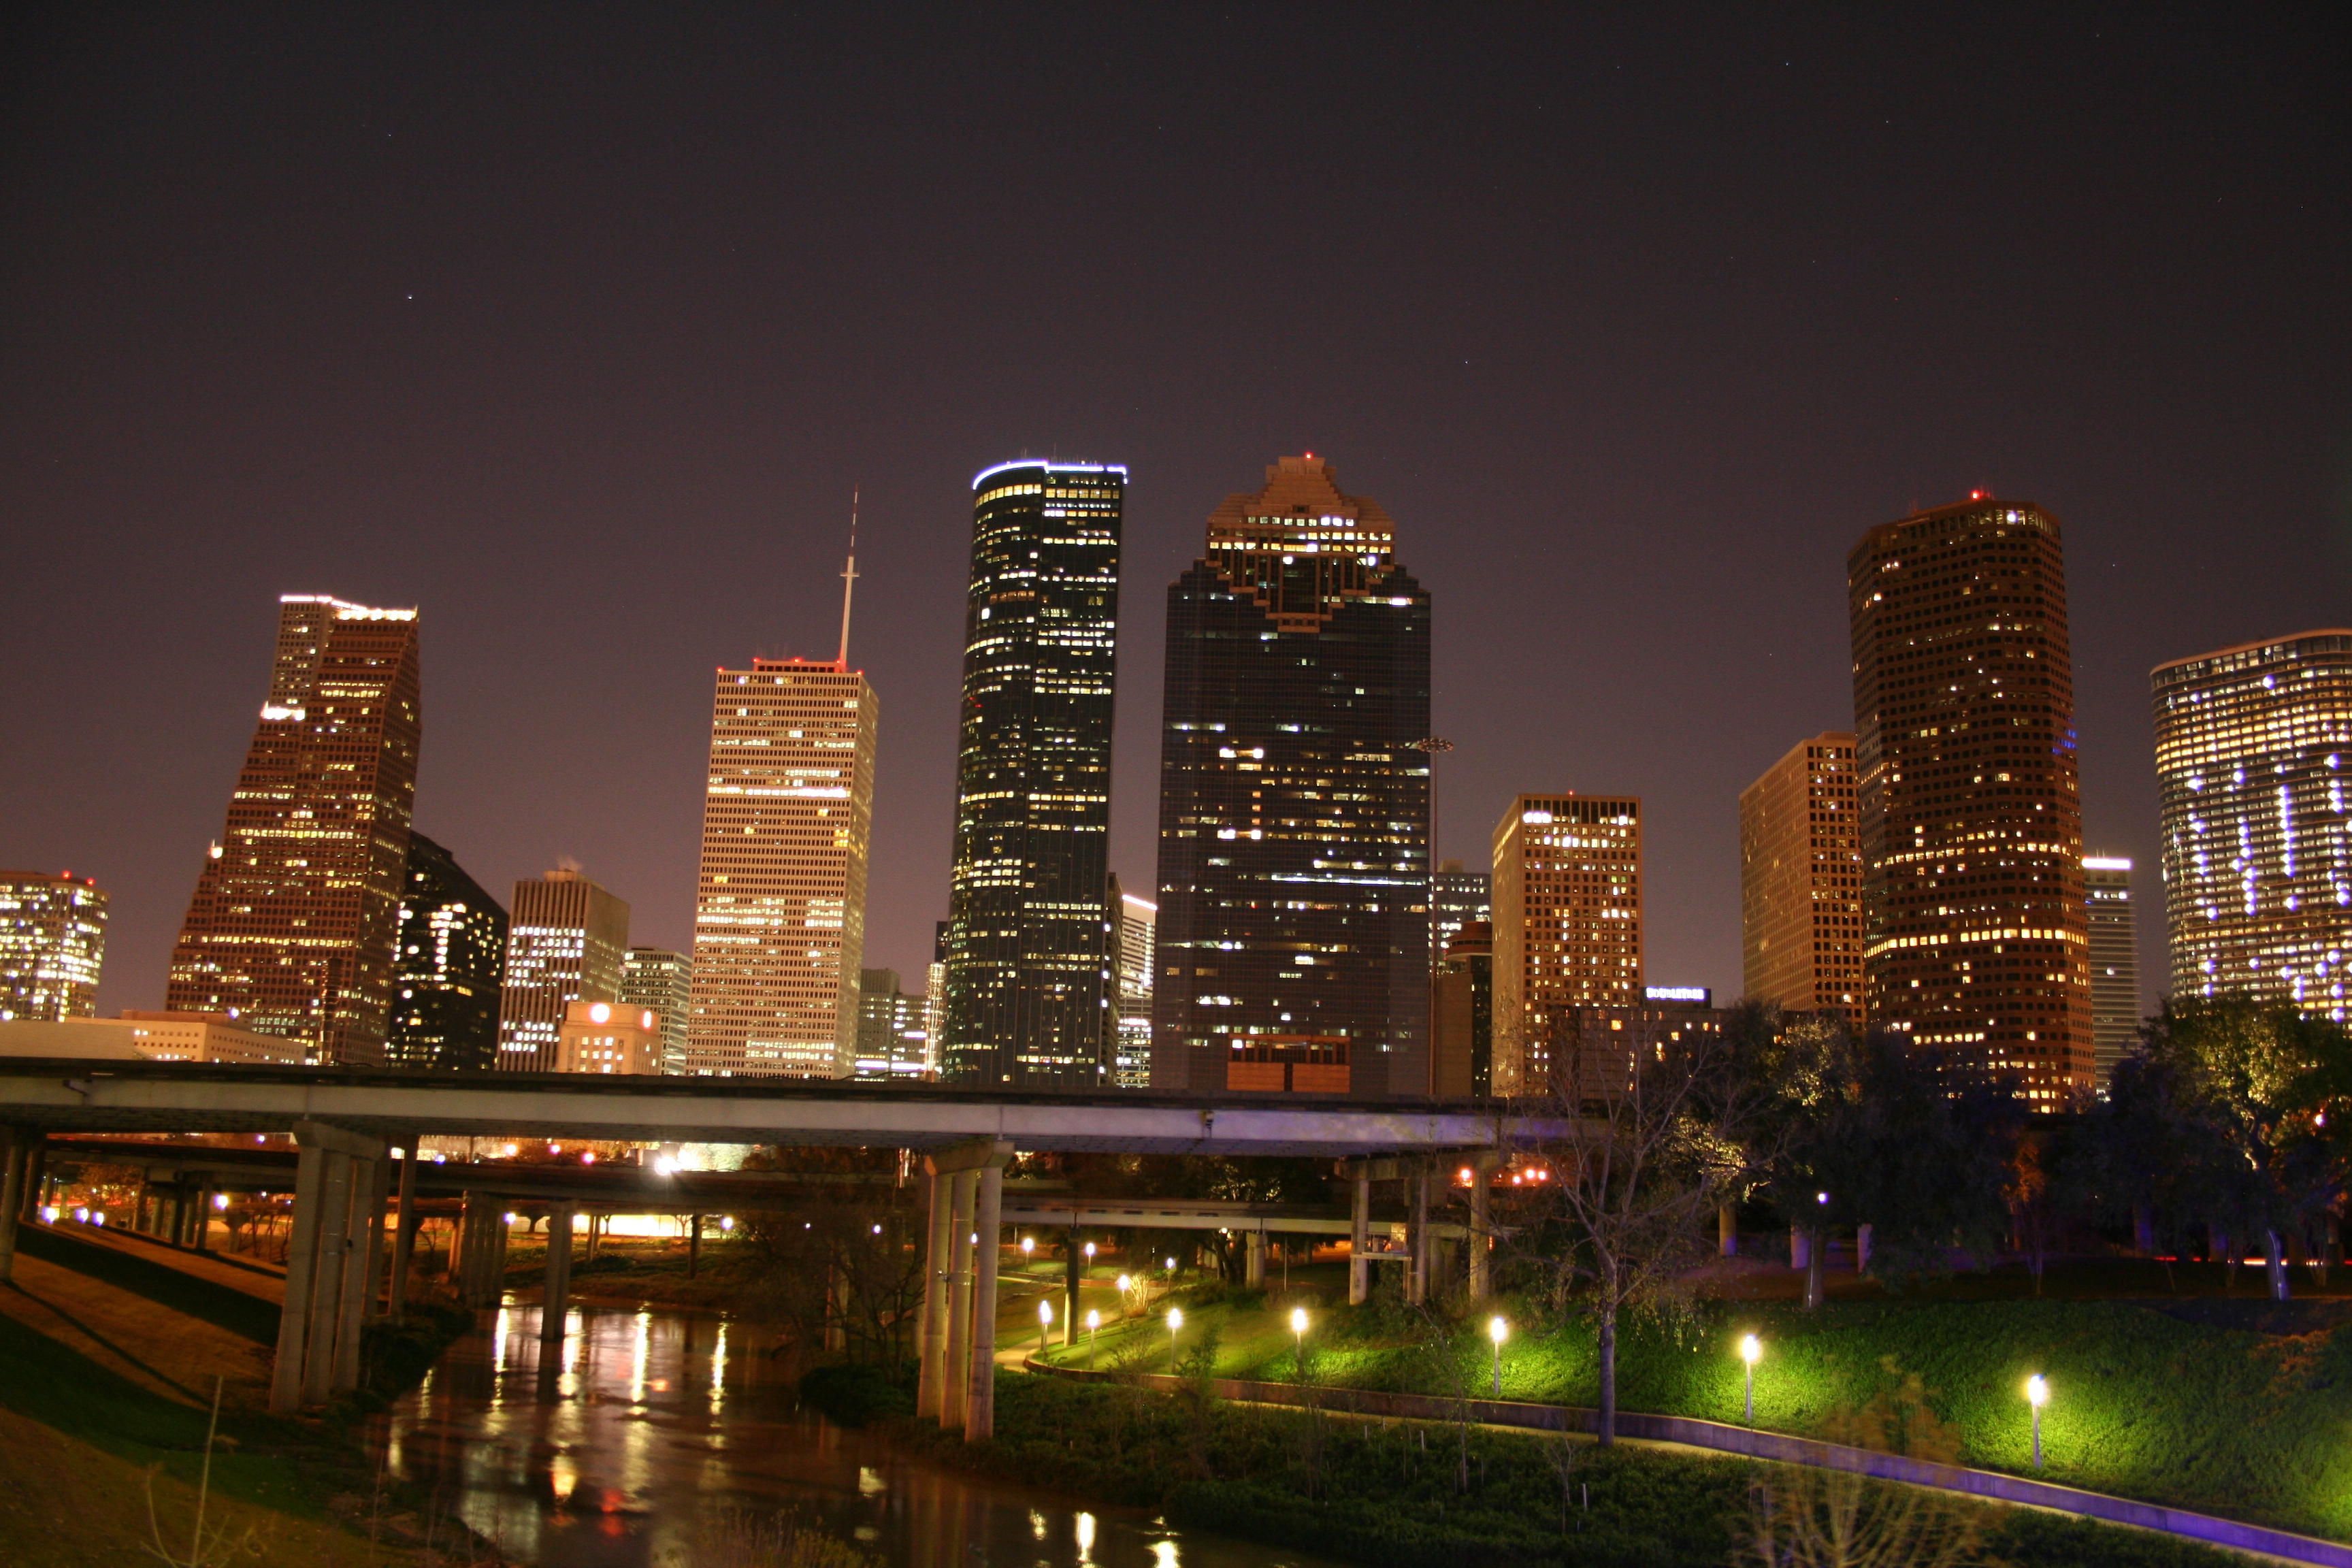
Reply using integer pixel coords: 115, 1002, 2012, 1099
1023, 1358, 2352, 1568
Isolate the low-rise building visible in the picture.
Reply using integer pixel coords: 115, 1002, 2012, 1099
553, 998, 664, 1075
0, 1009, 304, 1062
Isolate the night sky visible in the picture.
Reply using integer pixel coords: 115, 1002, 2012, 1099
4, 7, 2346, 1016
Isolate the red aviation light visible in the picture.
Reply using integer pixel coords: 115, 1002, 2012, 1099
1970, 489, 1986, 500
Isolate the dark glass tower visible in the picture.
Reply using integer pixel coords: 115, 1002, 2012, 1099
386, 831, 508, 1070
943, 460, 1126, 1088
1150, 455, 1433, 1098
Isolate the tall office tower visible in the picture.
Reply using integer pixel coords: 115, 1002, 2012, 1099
621, 947, 691, 1073
686, 655, 878, 1078
1849, 495, 2092, 1102
853, 968, 931, 1078
1432, 860, 1492, 953
923, 921, 947, 1063
2082, 857, 2141, 1083
1738, 733, 1864, 1027
1429, 919, 1492, 1096
497, 868, 630, 1071
942, 459, 1125, 1089
169, 594, 421, 1064
386, 833, 507, 1070
1490, 794, 1644, 1095
1109, 872, 1157, 1089
2152, 631, 2352, 1022
0, 872, 109, 1022
1150, 455, 1433, 1097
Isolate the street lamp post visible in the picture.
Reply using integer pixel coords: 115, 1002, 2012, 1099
1166, 1307, 1183, 1373
1085, 1309, 1100, 1367
2026, 1375, 2049, 1469
1740, 1334, 1762, 1424
1038, 1298, 1054, 1358
1488, 1316, 1508, 1398
1290, 1307, 1309, 1381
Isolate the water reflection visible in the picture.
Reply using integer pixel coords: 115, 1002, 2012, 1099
371, 1300, 1343, 1568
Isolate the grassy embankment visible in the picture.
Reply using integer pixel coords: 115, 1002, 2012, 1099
0, 1223, 476, 1568
1028, 1260, 2352, 1545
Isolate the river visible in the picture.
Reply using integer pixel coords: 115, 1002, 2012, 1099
368, 1298, 1347, 1568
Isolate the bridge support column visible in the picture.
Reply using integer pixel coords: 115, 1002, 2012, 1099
1064, 1224, 1081, 1348
331, 1152, 382, 1393
1468, 1164, 1493, 1300
942, 1171, 977, 1429
269, 1141, 327, 1413
301, 1152, 355, 1406
538, 1202, 574, 1392
687, 1213, 702, 1278
1348, 1161, 1370, 1306
355, 1157, 387, 1318
1407, 1164, 1431, 1305
0, 1126, 26, 1284
917, 1166, 953, 1418
1244, 1229, 1266, 1289
966, 1157, 1006, 1443
387, 1147, 417, 1320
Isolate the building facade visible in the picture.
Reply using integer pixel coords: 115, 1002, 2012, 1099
497, 868, 630, 1071
853, 968, 932, 1079
387, 832, 507, 1071
1110, 874, 1156, 1089
1491, 794, 1644, 1096
553, 998, 664, 1075
2151, 630, 2352, 1022
168, 594, 421, 1065
1429, 918, 1492, 1097
20, 1011, 304, 1063
1848, 495, 2092, 1102
941, 460, 1125, 1089
1432, 861, 1491, 954
621, 947, 691, 1073
1149, 455, 1433, 1098
0, 871, 108, 1022
1541, 996, 1727, 1102
1738, 733, 1864, 1026
685, 657, 877, 1077
2083, 856, 2141, 1083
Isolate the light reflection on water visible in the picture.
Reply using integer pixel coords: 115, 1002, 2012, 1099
370, 1300, 1345, 1568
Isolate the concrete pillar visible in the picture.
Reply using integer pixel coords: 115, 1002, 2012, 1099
1064, 1224, 1081, 1348
269, 1143, 328, 1413
387, 1149, 417, 1319
1408, 1166, 1431, 1305
1244, 1229, 1266, 1289
301, 1152, 355, 1407
331, 1156, 379, 1392
538, 1202, 574, 1389
1856, 1223, 1873, 1275
490, 1208, 510, 1298
0, 1127, 24, 1284
917, 1169, 952, 1418
354, 1156, 388, 1324
942, 1171, 977, 1429
966, 1161, 1004, 1443
687, 1212, 702, 1278
1348, 1162, 1371, 1306
1719, 1204, 1738, 1259
1468, 1169, 1492, 1300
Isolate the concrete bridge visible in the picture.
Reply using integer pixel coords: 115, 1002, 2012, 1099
0, 1059, 1548, 1437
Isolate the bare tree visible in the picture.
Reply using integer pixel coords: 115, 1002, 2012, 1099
1738, 1368, 1984, 1568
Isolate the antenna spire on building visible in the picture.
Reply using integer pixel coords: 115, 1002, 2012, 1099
837, 487, 860, 669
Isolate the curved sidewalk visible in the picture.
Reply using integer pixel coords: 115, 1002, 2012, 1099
1024, 1358, 2352, 1567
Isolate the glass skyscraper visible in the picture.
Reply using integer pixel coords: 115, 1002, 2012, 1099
497, 868, 630, 1071
2082, 855, 2140, 1084
942, 460, 1125, 1088
2152, 630, 2352, 1022
387, 832, 507, 1070
0, 871, 108, 1022
1150, 455, 1432, 1098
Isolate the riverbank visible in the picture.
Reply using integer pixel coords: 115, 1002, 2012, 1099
0, 1221, 486, 1567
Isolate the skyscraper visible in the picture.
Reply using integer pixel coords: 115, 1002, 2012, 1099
1109, 873, 1156, 1089
853, 968, 931, 1079
2152, 630, 2352, 1022
1431, 860, 1491, 953
942, 459, 1125, 1089
1151, 455, 1432, 1098
387, 832, 507, 1071
0, 872, 108, 1022
1849, 495, 2092, 1102
1490, 794, 1644, 1095
685, 655, 877, 1078
1429, 919, 1491, 1096
923, 920, 947, 1066
2082, 857, 2141, 1084
497, 868, 630, 1070
169, 594, 421, 1064
1739, 733, 1863, 1027
621, 947, 691, 1073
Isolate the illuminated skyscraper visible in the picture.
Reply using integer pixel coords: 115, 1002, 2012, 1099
1150, 455, 1432, 1097
1849, 495, 2091, 1102
2082, 857, 2141, 1083
1739, 733, 1863, 1026
1428, 919, 1491, 1096
941, 459, 1124, 1089
685, 655, 877, 1078
169, 594, 421, 1064
497, 868, 629, 1071
387, 832, 506, 1071
2152, 631, 2352, 1022
853, 968, 931, 1079
1432, 860, 1491, 953
621, 947, 691, 1073
1490, 794, 1644, 1095
1109, 872, 1156, 1089
0, 871, 108, 1022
